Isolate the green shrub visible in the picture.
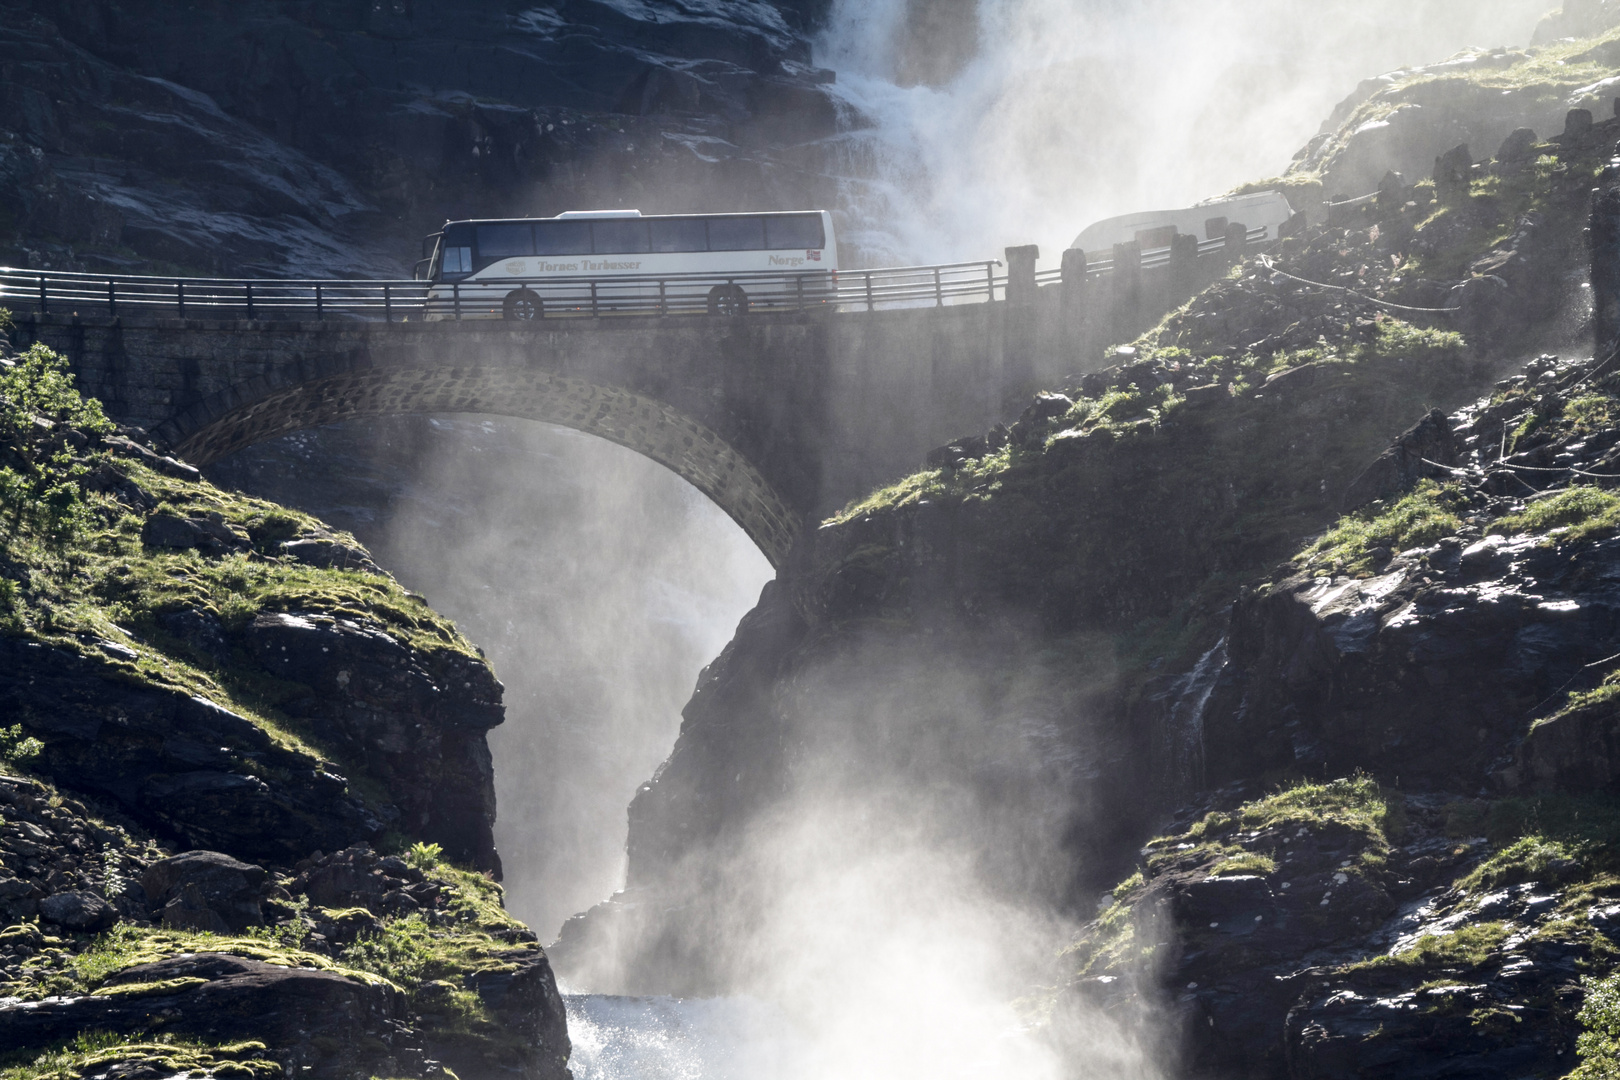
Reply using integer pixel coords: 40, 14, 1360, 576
1574, 972, 1620, 1079
0, 344, 111, 438
0, 725, 42, 770
406, 841, 443, 870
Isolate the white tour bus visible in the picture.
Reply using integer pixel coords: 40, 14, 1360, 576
1070, 190, 1296, 260
418, 209, 838, 319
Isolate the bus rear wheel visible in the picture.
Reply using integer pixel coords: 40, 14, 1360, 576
707, 284, 749, 317
503, 290, 543, 321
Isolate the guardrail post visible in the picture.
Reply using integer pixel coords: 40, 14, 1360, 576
659, 280, 667, 317
1004, 244, 1039, 307
591, 282, 599, 318
934, 267, 943, 307
453, 282, 460, 321
245, 282, 255, 321
384, 284, 392, 323
1112, 240, 1143, 340
1170, 232, 1199, 298
315, 284, 324, 320
985, 262, 996, 301
176, 280, 185, 318
1061, 248, 1088, 351
1225, 221, 1248, 261
108, 280, 116, 317
38, 275, 46, 314
797, 275, 805, 312
865, 272, 874, 312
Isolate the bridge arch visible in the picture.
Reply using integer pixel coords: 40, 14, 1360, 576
160, 364, 801, 569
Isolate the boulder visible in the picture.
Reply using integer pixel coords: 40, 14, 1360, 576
281, 537, 383, 575
141, 850, 269, 932
1434, 143, 1474, 203
1496, 127, 1539, 164
38, 889, 117, 932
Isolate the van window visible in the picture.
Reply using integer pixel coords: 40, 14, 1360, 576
707, 216, 766, 252
1204, 217, 1229, 240
1134, 225, 1177, 250
650, 218, 709, 253
594, 219, 651, 254
535, 221, 593, 255
477, 223, 534, 258
766, 214, 825, 250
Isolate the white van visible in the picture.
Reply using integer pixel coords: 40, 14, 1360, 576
1069, 191, 1295, 261
417, 209, 838, 319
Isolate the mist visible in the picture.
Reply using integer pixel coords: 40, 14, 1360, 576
816, 0, 1552, 265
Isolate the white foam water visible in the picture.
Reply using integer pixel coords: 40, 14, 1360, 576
565, 995, 806, 1080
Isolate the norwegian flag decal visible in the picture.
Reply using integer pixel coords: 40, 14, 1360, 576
807, 249, 822, 262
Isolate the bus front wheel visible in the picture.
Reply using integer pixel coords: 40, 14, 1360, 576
503, 290, 543, 321
707, 284, 749, 317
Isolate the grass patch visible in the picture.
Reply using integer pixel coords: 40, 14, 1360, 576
4, 923, 394, 1002
0, 1034, 280, 1080
1209, 851, 1278, 876
1496, 486, 1620, 544
1299, 480, 1464, 575
1447, 793, 1620, 892
1238, 774, 1405, 842
1351, 922, 1513, 973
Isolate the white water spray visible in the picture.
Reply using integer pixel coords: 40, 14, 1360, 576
815, 0, 1550, 267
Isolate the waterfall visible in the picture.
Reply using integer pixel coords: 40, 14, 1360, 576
811, 0, 1551, 268
1158, 638, 1228, 796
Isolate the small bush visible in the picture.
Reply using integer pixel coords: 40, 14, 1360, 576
0, 725, 42, 770
1574, 972, 1620, 1079
0, 343, 111, 437
406, 841, 443, 870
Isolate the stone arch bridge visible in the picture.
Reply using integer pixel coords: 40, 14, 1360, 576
7, 245, 1238, 565
14, 307, 1023, 568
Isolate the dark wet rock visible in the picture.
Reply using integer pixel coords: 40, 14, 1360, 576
1342, 408, 1457, 510
0, 953, 420, 1079
155, 606, 233, 666
243, 612, 503, 869
38, 888, 117, 931
141, 851, 269, 933
0, 634, 382, 861
141, 510, 248, 554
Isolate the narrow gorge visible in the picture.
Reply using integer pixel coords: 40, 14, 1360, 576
7, 1, 1620, 1079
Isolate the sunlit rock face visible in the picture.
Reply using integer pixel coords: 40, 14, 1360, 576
0, 0, 842, 275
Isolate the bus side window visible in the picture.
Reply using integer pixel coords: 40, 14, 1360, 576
477, 223, 535, 259
708, 216, 766, 252
766, 214, 825, 250
535, 221, 592, 255
650, 218, 708, 253
594, 219, 651, 254
1204, 217, 1229, 241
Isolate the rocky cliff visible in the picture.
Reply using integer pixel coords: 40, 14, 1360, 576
0, 336, 569, 1080
0, 0, 843, 276
552, 33, 1620, 1078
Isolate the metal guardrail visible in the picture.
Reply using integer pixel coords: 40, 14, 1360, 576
0, 230, 1267, 324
